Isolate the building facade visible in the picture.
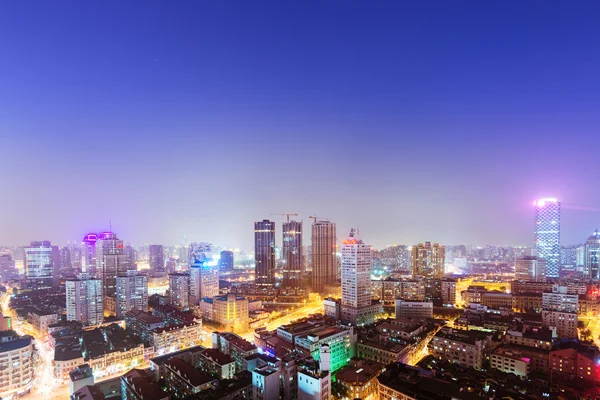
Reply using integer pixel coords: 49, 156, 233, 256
255, 220, 276, 286
212, 294, 249, 333
24, 240, 58, 288
169, 273, 190, 309
584, 230, 600, 280
312, 220, 337, 293
0, 334, 34, 399
189, 260, 219, 305
534, 198, 561, 278
282, 220, 302, 289
116, 270, 148, 318
411, 242, 445, 278
66, 273, 104, 325
96, 232, 131, 299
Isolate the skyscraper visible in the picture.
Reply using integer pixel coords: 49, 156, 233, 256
116, 270, 148, 317
24, 240, 59, 288
59, 247, 71, 268
584, 229, 600, 280
66, 273, 103, 325
282, 220, 302, 289
169, 272, 190, 309
82, 233, 99, 275
254, 220, 275, 286
311, 220, 337, 293
149, 245, 165, 274
534, 198, 561, 278
95, 232, 131, 299
189, 259, 219, 305
411, 242, 445, 278
219, 250, 234, 272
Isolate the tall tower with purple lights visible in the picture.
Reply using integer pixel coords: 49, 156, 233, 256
82, 233, 99, 275
534, 198, 561, 278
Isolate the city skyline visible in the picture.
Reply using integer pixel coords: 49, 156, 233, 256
1, 3, 600, 249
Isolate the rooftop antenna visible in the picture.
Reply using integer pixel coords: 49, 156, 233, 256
109, 220, 112, 232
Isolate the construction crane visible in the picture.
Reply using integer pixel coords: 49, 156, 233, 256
309, 215, 330, 224
270, 213, 299, 223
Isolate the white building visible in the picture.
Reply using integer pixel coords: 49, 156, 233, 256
298, 344, 331, 400
66, 273, 104, 325
340, 229, 379, 325
542, 285, 578, 313
24, 240, 58, 287
252, 366, 279, 400
395, 300, 433, 319
490, 347, 531, 379
116, 270, 148, 318
169, 272, 190, 309
189, 260, 219, 305
0, 335, 34, 399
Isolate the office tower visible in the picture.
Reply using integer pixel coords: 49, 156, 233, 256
96, 232, 131, 299
66, 273, 104, 325
411, 242, 445, 278
82, 233, 99, 275
254, 220, 276, 286
125, 244, 137, 270
169, 272, 190, 309
60, 247, 72, 268
189, 259, 219, 305
515, 248, 547, 282
584, 230, 600, 280
116, 270, 148, 318
188, 242, 213, 264
534, 198, 561, 278
340, 229, 380, 325
148, 245, 165, 274
70, 245, 82, 270
219, 250, 234, 272
312, 220, 337, 293
24, 240, 58, 288
282, 220, 302, 289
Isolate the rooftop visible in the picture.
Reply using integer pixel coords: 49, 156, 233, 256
72, 385, 105, 400
231, 337, 256, 352
358, 337, 407, 353
151, 320, 199, 334
165, 357, 215, 387
201, 348, 234, 366
150, 345, 206, 366
336, 359, 384, 385
54, 344, 83, 361
493, 347, 531, 363
434, 327, 491, 345
122, 369, 168, 400
69, 364, 93, 381
126, 310, 164, 325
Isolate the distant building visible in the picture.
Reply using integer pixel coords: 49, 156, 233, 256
148, 245, 165, 274
169, 272, 190, 309
534, 198, 561, 278
411, 242, 445, 278
96, 232, 131, 299
323, 298, 341, 320
82, 233, 99, 275
440, 278, 457, 305
341, 229, 381, 325
189, 259, 219, 305
584, 229, 600, 280
219, 250, 234, 271
255, 220, 276, 286
312, 220, 337, 293
515, 249, 547, 282
66, 273, 104, 326
395, 300, 433, 319
116, 270, 148, 318
24, 240, 59, 288
282, 220, 303, 289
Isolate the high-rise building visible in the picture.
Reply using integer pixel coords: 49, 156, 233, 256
124, 244, 137, 270
411, 242, 445, 278
312, 220, 337, 293
148, 245, 165, 274
116, 270, 148, 318
219, 250, 234, 272
515, 249, 547, 282
60, 247, 72, 269
534, 198, 561, 278
254, 220, 275, 286
82, 233, 99, 275
95, 232, 131, 299
189, 259, 219, 305
340, 229, 380, 325
584, 230, 600, 280
66, 273, 104, 325
24, 240, 59, 288
188, 242, 213, 264
169, 272, 190, 309
282, 220, 302, 289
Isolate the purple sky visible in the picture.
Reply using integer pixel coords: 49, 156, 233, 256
1, 2, 599, 249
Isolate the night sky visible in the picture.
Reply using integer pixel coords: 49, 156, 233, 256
1, 2, 599, 249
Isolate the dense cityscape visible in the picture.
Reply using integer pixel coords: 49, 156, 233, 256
0, 199, 598, 399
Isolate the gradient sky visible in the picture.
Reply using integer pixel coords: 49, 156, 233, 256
1, 1, 600, 249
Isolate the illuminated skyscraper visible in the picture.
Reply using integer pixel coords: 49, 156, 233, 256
254, 220, 275, 286
66, 273, 103, 325
534, 198, 561, 278
95, 232, 130, 299
311, 220, 337, 293
24, 240, 59, 288
340, 229, 380, 325
411, 242, 445, 278
82, 233, 99, 275
584, 229, 600, 280
169, 272, 189, 308
149, 245, 165, 274
282, 220, 302, 289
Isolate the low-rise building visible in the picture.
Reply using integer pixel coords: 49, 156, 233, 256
28, 308, 59, 336
125, 310, 165, 345
0, 332, 34, 399
252, 366, 279, 400
428, 327, 492, 370
55, 345, 85, 383
481, 292, 513, 309
197, 348, 236, 379
121, 368, 169, 400
550, 341, 600, 385
490, 346, 531, 379
440, 278, 457, 305
212, 294, 249, 334
512, 293, 543, 313
69, 364, 94, 395
294, 326, 355, 373
298, 364, 330, 400
357, 337, 410, 366
395, 300, 433, 319
151, 321, 202, 354
323, 298, 341, 320
542, 310, 578, 339
164, 357, 216, 398
335, 358, 383, 400
504, 327, 554, 350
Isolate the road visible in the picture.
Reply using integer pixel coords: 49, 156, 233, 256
240, 301, 324, 342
